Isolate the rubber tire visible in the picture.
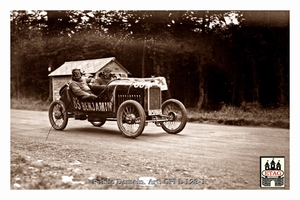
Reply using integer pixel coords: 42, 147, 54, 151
161, 99, 187, 134
48, 100, 68, 130
117, 100, 146, 138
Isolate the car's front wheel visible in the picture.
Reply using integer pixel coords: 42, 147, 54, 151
117, 100, 146, 138
161, 99, 187, 134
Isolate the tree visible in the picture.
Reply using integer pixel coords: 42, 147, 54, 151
10, 10, 289, 109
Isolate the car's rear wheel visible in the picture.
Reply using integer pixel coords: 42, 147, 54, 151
48, 100, 68, 130
161, 99, 187, 134
117, 100, 146, 138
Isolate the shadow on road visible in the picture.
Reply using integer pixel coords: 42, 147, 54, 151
47, 125, 186, 139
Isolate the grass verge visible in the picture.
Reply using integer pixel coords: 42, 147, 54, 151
11, 98, 50, 111
187, 103, 289, 129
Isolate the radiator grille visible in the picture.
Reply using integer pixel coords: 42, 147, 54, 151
149, 87, 161, 110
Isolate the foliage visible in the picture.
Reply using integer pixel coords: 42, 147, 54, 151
10, 10, 289, 109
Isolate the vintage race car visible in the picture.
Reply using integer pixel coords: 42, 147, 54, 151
48, 76, 187, 138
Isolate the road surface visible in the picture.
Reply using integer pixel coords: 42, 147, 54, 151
10, 109, 289, 189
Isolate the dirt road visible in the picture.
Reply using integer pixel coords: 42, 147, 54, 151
10, 109, 289, 189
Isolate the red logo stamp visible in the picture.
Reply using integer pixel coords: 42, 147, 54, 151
260, 156, 285, 187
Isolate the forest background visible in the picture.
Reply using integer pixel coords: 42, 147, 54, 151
10, 10, 289, 111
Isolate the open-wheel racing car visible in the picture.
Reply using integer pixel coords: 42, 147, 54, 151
48, 76, 187, 138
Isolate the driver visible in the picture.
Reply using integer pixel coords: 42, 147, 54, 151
90, 69, 114, 94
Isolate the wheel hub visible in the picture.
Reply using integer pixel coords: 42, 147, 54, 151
54, 110, 62, 119
168, 112, 177, 121
125, 114, 136, 124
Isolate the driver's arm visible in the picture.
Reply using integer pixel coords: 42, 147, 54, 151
91, 78, 106, 90
69, 82, 91, 97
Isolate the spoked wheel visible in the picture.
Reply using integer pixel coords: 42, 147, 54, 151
90, 119, 106, 127
117, 100, 146, 138
161, 99, 187, 134
48, 100, 68, 130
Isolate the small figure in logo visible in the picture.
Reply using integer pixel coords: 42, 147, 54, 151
265, 160, 270, 170
270, 158, 276, 170
276, 160, 281, 170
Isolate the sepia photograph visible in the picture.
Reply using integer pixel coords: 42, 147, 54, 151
6, 0, 298, 198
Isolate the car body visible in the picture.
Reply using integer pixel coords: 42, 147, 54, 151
48, 76, 187, 138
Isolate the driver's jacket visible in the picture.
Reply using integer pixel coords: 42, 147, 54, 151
90, 77, 111, 94
69, 77, 93, 98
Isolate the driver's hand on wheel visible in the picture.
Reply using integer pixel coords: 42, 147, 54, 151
90, 94, 98, 99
